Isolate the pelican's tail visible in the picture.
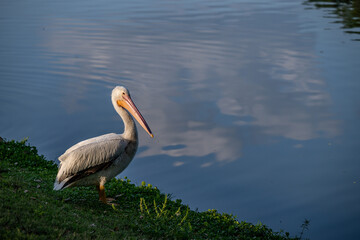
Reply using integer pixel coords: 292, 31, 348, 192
53, 179, 66, 190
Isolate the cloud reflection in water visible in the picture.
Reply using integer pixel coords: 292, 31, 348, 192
42, 6, 339, 165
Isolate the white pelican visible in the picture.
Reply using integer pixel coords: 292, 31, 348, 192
54, 86, 153, 203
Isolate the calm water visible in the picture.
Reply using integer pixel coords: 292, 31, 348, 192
1, 0, 359, 239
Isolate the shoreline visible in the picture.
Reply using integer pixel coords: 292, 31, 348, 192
0, 138, 300, 239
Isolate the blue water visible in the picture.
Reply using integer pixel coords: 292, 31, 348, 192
1, 0, 359, 239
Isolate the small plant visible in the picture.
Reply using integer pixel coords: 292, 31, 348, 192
299, 218, 310, 239
139, 195, 192, 237
139, 194, 190, 226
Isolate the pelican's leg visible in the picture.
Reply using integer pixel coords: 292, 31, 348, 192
96, 184, 107, 204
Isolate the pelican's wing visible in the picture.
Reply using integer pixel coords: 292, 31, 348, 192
61, 133, 120, 156
55, 133, 126, 185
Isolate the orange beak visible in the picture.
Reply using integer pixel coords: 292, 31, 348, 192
117, 95, 153, 138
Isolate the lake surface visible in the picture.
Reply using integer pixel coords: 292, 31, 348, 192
1, 0, 359, 239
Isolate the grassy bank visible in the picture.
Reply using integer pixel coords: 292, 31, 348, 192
0, 139, 299, 239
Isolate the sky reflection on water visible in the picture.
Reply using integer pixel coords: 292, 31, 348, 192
40, 1, 341, 163
0, 0, 359, 239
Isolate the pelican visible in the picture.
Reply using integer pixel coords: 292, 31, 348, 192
54, 86, 153, 203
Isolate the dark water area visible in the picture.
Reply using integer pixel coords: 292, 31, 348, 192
1, 0, 359, 239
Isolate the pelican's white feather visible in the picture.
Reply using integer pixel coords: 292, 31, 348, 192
54, 133, 130, 187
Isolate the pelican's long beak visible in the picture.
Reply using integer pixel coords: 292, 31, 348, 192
117, 96, 153, 138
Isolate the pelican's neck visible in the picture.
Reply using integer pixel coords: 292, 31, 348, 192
112, 99, 138, 141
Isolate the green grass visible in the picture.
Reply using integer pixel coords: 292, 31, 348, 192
0, 139, 300, 239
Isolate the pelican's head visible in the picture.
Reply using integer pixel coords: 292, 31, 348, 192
112, 86, 153, 138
